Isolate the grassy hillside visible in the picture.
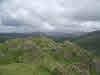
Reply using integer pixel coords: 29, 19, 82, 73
72, 31, 100, 56
0, 36, 97, 75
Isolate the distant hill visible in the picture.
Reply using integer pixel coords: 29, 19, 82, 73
0, 32, 85, 42
0, 32, 41, 42
72, 30, 100, 56
0, 36, 97, 75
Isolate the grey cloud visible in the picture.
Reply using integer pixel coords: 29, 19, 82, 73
0, 0, 4, 3
61, 0, 100, 22
0, 0, 100, 33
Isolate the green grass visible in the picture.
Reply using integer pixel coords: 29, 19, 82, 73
0, 36, 97, 75
73, 36, 100, 56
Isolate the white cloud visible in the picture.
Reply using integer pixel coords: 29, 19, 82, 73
42, 22, 55, 31
0, 0, 100, 33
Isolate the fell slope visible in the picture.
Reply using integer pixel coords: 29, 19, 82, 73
72, 31, 100, 56
0, 36, 97, 75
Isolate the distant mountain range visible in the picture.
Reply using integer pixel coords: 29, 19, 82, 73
0, 32, 41, 42
0, 31, 86, 42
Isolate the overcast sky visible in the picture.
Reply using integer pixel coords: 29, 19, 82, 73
0, 0, 100, 33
